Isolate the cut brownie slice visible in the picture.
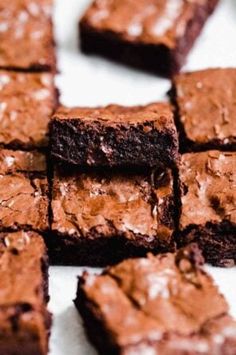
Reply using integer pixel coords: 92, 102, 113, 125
0, 0, 56, 71
50, 103, 179, 169
0, 231, 51, 355
75, 245, 236, 355
0, 70, 57, 149
49, 167, 175, 266
178, 151, 236, 267
171, 68, 236, 151
0, 149, 49, 232
79, 0, 218, 77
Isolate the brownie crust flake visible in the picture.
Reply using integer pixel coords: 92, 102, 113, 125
50, 103, 179, 168
75, 245, 236, 355
179, 151, 236, 266
79, 0, 219, 76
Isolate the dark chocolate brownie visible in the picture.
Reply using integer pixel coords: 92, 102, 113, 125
0, 70, 57, 149
178, 151, 236, 267
75, 244, 236, 355
171, 68, 236, 151
0, 231, 51, 355
0, 0, 56, 71
0, 149, 49, 232
79, 0, 219, 77
50, 103, 179, 169
49, 167, 175, 266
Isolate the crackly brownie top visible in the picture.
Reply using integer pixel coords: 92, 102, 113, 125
0, 149, 46, 174
0, 0, 55, 70
0, 231, 46, 306
81, 0, 210, 47
0, 70, 56, 148
52, 169, 174, 242
179, 151, 236, 229
53, 103, 175, 131
79, 245, 236, 351
173, 68, 236, 144
0, 173, 48, 231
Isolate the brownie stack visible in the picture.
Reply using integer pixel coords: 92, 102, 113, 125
0, 1, 57, 353
49, 102, 180, 266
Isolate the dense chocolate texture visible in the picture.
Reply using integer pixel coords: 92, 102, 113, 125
0, 149, 46, 174
79, 0, 218, 77
49, 168, 175, 266
50, 103, 179, 168
75, 245, 236, 354
0, 0, 56, 71
178, 151, 236, 266
0, 70, 57, 149
0, 150, 48, 232
171, 68, 236, 151
0, 231, 50, 355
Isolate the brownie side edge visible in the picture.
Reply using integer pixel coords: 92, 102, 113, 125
46, 233, 175, 267
50, 118, 179, 168
74, 276, 120, 355
178, 221, 236, 267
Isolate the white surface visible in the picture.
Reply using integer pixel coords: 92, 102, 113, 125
49, 1, 236, 354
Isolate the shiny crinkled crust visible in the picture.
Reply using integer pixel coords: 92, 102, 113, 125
81, 0, 215, 47
52, 103, 174, 128
51, 169, 175, 246
179, 151, 236, 229
0, 0, 55, 71
75, 246, 236, 354
172, 68, 236, 150
0, 173, 49, 232
0, 70, 57, 148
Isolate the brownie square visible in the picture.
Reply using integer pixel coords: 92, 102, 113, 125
178, 151, 236, 267
49, 167, 175, 266
0, 70, 57, 149
0, 149, 49, 232
171, 68, 236, 151
50, 103, 179, 169
75, 244, 236, 354
0, 231, 51, 355
79, 0, 218, 77
0, 0, 56, 71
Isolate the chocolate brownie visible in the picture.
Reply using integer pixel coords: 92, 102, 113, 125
75, 244, 236, 354
0, 231, 51, 355
50, 103, 179, 169
0, 149, 46, 174
0, 149, 49, 232
0, 70, 57, 149
79, 0, 219, 77
171, 68, 236, 151
0, 0, 56, 71
178, 151, 236, 267
49, 167, 175, 266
